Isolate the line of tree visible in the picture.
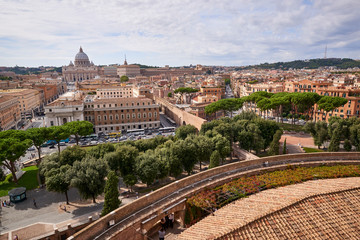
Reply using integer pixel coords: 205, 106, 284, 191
206, 91, 347, 124
0, 121, 93, 184
304, 116, 360, 151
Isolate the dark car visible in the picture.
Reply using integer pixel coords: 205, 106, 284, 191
49, 144, 55, 149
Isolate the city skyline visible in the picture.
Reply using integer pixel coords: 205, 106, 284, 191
0, 0, 359, 67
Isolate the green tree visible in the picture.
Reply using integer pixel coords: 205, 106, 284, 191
71, 157, 108, 203
209, 150, 220, 169
60, 145, 86, 166
175, 125, 197, 140
48, 126, 71, 153
26, 127, 50, 163
167, 92, 173, 98
87, 143, 115, 159
350, 124, 360, 151
135, 150, 159, 186
212, 135, 230, 164
224, 78, 231, 85
317, 96, 347, 121
172, 138, 198, 175
328, 127, 341, 152
0, 130, 32, 183
268, 129, 283, 155
101, 171, 121, 216
65, 121, 93, 145
283, 138, 287, 154
40, 153, 72, 204
155, 140, 183, 177
205, 98, 243, 118
174, 87, 198, 103
344, 139, 352, 151
120, 75, 129, 82
193, 135, 213, 171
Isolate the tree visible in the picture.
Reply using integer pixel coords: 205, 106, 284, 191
193, 135, 213, 171
26, 127, 49, 163
209, 150, 220, 169
304, 121, 329, 149
135, 150, 159, 186
120, 75, 129, 82
268, 130, 283, 155
224, 78, 231, 85
155, 140, 183, 177
175, 125, 197, 140
48, 126, 71, 153
71, 157, 108, 203
40, 153, 72, 204
328, 127, 341, 152
87, 143, 115, 159
350, 124, 360, 151
167, 92, 173, 98
344, 139, 352, 151
205, 98, 243, 118
101, 171, 121, 216
60, 145, 86, 166
317, 96, 347, 121
65, 121, 93, 145
0, 130, 32, 183
212, 135, 230, 164
174, 87, 198, 103
172, 138, 198, 175
283, 138, 287, 154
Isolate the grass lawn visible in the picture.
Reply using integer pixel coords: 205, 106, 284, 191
303, 147, 324, 153
278, 122, 307, 133
0, 166, 39, 197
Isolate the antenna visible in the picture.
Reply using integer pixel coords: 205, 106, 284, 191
324, 45, 327, 59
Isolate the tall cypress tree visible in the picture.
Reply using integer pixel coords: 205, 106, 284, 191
101, 171, 121, 216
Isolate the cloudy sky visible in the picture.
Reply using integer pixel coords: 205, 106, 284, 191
0, 0, 359, 67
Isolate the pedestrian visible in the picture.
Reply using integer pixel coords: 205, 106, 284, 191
160, 218, 166, 229
13, 235, 18, 240
169, 213, 174, 229
33, 198, 37, 208
158, 227, 165, 240
165, 214, 170, 229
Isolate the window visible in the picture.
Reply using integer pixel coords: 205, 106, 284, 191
149, 112, 152, 118
121, 114, 124, 119
50, 121, 54, 126
138, 113, 141, 118
104, 115, 107, 120
132, 113, 136, 119
98, 116, 101, 121
115, 114, 119, 120
109, 115, 113, 120
154, 112, 157, 117
127, 114, 130, 119
143, 113, 147, 118
49, 109, 52, 112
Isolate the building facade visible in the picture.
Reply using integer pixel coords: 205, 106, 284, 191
0, 95, 21, 130
96, 85, 133, 99
62, 47, 99, 82
84, 97, 160, 134
117, 60, 141, 77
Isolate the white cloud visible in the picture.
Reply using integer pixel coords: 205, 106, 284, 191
0, 0, 359, 67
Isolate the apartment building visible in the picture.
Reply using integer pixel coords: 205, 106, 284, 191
0, 95, 21, 130
96, 86, 133, 99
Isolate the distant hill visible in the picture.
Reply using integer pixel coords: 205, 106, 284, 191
238, 58, 360, 70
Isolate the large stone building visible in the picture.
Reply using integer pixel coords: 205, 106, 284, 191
84, 96, 160, 133
0, 89, 42, 120
117, 59, 141, 77
96, 85, 133, 99
62, 47, 99, 82
0, 95, 21, 130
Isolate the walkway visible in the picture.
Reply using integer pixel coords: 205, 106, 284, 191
176, 177, 360, 240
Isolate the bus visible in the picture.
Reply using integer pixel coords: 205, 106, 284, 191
166, 117, 176, 126
127, 129, 145, 136
159, 127, 175, 133
108, 132, 122, 138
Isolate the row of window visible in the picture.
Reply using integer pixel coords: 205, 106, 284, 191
85, 102, 152, 108
100, 91, 132, 95
98, 123, 158, 132
95, 112, 157, 121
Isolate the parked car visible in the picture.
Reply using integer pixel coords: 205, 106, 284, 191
49, 144, 55, 149
69, 139, 76, 144
59, 142, 67, 146
27, 146, 36, 151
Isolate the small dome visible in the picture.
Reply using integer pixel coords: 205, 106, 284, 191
75, 47, 89, 61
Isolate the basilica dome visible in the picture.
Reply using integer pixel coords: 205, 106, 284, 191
74, 47, 91, 67
75, 47, 89, 61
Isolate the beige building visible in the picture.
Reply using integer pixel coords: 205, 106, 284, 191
0, 89, 41, 119
96, 85, 133, 99
62, 47, 99, 82
117, 59, 141, 77
0, 95, 21, 130
84, 97, 160, 133
103, 66, 118, 77
44, 91, 84, 126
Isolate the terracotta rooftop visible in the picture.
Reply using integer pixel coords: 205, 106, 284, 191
176, 177, 360, 240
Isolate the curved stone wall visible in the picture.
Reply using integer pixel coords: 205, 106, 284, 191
71, 152, 360, 239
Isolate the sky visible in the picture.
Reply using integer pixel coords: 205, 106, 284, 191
0, 0, 359, 67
